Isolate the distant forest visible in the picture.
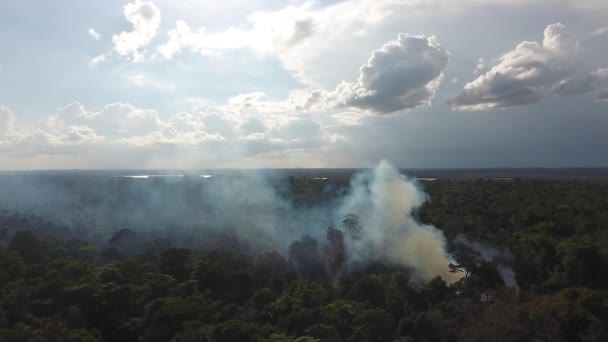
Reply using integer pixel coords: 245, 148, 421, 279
1, 179, 608, 341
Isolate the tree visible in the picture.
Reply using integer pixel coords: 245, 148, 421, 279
199, 320, 260, 342
324, 227, 345, 280
9, 230, 43, 262
288, 235, 327, 282
448, 243, 480, 279
342, 214, 362, 238
159, 248, 192, 282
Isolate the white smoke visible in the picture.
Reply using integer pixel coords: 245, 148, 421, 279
337, 160, 461, 282
0, 160, 460, 283
454, 235, 517, 287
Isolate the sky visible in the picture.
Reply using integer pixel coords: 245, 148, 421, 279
0, 0, 607, 170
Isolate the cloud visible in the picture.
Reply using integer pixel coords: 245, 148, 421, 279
88, 28, 102, 40
0, 106, 40, 150
112, 0, 161, 62
152, 0, 605, 88
41, 125, 104, 145
90, 54, 106, 65
0, 105, 32, 149
553, 67, 608, 96
0, 105, 15, 137
449, 23, 580, 110
2, 94, 325, 160
304, 33, 449, 114
598, 89, 608, 102
156, 20, 220, 59
127, 74, 176, 91
594, 68, 608, 78
156, 2, 320, 61
106, 94, 326, 159
154, 0, 410, 85
473, 58, 486, 74
590, 26, 608, 37
137, 92, 322, 153
45, 102, 162, 143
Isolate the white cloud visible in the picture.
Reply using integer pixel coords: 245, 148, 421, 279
122, 126, 225, 146
42, 125, 105, 145
46, 102, 162, 142
117, 91, 325, 154
4, 94, 323, 158
304, 33, 449, 114
90, 54, 106, 65
0, 106, 38, 149
156, 2, 320, 59
0, 105, 32, 149
597, 89, 608, 102
9, 31, 452, 155
590, 26, 608, 37
157, 20, 220, 59
473, 58, 486, 74
112, 0, 161, 63
128, 74, 176, 91
152, 0, 606, 88
449, 23, 580, 110
0, 105, 15, 137
154, 1, 408, 85
88, 28, 102, 40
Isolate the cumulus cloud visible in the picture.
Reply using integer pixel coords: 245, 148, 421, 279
0, 106, 42, 150
129, 92, 323, 153
305, 33, 449, 114
112, 0, 161, 62
44, 102, 162, 144
156, 2, 320, 61
41, 125, 104, 145
153, 0, 417, 86
138, 92, 324, 156
5, 27, 454, 158
0, 105, 32, 149
449, 23, 580, 110
153, 0, 605, 87
1, 94, 326, 161
156, 21, 220, 59
88, 28, 102, 40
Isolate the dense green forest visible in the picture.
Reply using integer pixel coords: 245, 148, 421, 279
1, 179, 608, 341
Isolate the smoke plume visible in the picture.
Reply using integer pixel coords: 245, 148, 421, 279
337, 160, 460, 282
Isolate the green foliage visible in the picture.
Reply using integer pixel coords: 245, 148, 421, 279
159, 248, 192, 282
9, 230, 44, 262
1, 179, 608, 340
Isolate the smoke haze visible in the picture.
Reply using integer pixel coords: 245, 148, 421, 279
0, 161, 460, 282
